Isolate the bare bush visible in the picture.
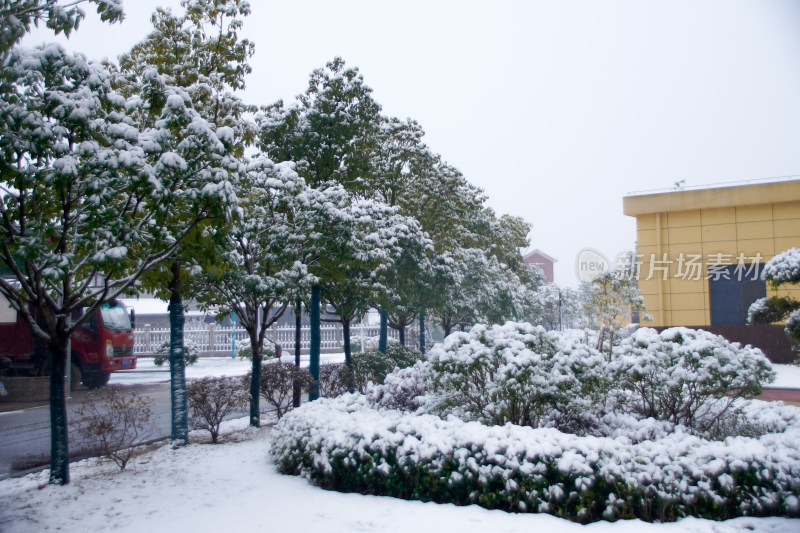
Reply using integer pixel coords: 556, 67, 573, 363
258, 362, 313, 419
186, 377, 248, 443
71, 386, 157, 470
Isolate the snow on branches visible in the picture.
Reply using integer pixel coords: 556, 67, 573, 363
749, 247, 800, 348
762, 247, 800, 285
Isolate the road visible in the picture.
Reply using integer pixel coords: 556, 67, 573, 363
0, 380, 280, 480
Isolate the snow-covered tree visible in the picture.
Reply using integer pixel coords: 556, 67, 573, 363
365, 116, 439, 346
195, 159, 317, 427
748, 247, 800, 353
314, 196, 428, 386
257, 56, 381, 191
582, 272, 650, 355
432, 248, 525, 335
118, 0, 255, 152
256, 56, 384, 385
0, 0, 123, 57
116, 0, 250, 443
0, 42, 235, 483
484, 213, 532, 281
368, 116, 428, 207
521, 276, 584, 331
116, 66, 238, 445
407, 155, 486, 256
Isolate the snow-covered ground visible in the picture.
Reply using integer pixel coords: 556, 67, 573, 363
110, 356, 800, 389
1, 415, 797, 533
771, 363, 800, 389
108, 353, 347, 385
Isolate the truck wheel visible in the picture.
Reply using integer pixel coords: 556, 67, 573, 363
83, 372, 108, 390
69, 363, 82, 392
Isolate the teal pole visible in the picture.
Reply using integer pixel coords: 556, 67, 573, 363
231, 310, 236, 358
419, 312, 426, 355
168, 263, 188, 446
309, 285, 321, 401
378, 309, 388, 354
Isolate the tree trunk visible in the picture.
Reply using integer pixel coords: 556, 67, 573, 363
378, 309, 388, 354
398, 325, 405, 346
309, 285, 320, 401
293, 299, 302, 408
249, 331, 262, 427
342, 319, 355, 393
48, 336, 69, 484
419, 312, 426, 355
169, 261, 189, 446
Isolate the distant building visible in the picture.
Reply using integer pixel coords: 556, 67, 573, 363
523, 249, 556, 283
623, 178, 800, 362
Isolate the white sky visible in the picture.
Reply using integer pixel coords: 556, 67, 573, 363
23, 0, 800, 286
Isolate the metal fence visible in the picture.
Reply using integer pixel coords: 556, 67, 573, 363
134, 322, 412, 356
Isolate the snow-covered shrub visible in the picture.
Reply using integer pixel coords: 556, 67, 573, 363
421, 322, 607, 433
384, 343, 423, 368
257, 362, 313, 419
749, 247, 800, 353
350, 350, 398, 392
187, 376, 248, 443
350, 335, 397, 353
271, 395, 800, 523
234, 337, 252, 359
610, 327, 775, 433
319, 347, 424, 398
153, 337, 200, 367
72, 386, 157, 470
352, 346, 423, 391
367, 360, 431, 411
318, 363, 351, 398
762, 247, 800, 284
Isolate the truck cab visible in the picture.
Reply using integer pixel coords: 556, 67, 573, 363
70, 302, 137, 388
0, 296, 136, 390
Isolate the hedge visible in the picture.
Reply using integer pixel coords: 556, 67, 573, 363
270, 395, 800, 524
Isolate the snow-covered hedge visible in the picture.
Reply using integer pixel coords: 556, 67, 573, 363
273, 323, 791, 522
271, 395, 800, 523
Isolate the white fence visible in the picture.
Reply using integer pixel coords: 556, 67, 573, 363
134, 322, 412, 356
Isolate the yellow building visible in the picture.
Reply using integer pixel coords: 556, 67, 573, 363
623, 179, 800, 361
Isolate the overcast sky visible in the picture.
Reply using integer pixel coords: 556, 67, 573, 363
23, 0, 800, 286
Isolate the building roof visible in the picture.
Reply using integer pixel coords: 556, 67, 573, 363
523, 249, 557, 263
623, 178, 800, 216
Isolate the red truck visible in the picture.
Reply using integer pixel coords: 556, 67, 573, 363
0, 297, 136, 390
